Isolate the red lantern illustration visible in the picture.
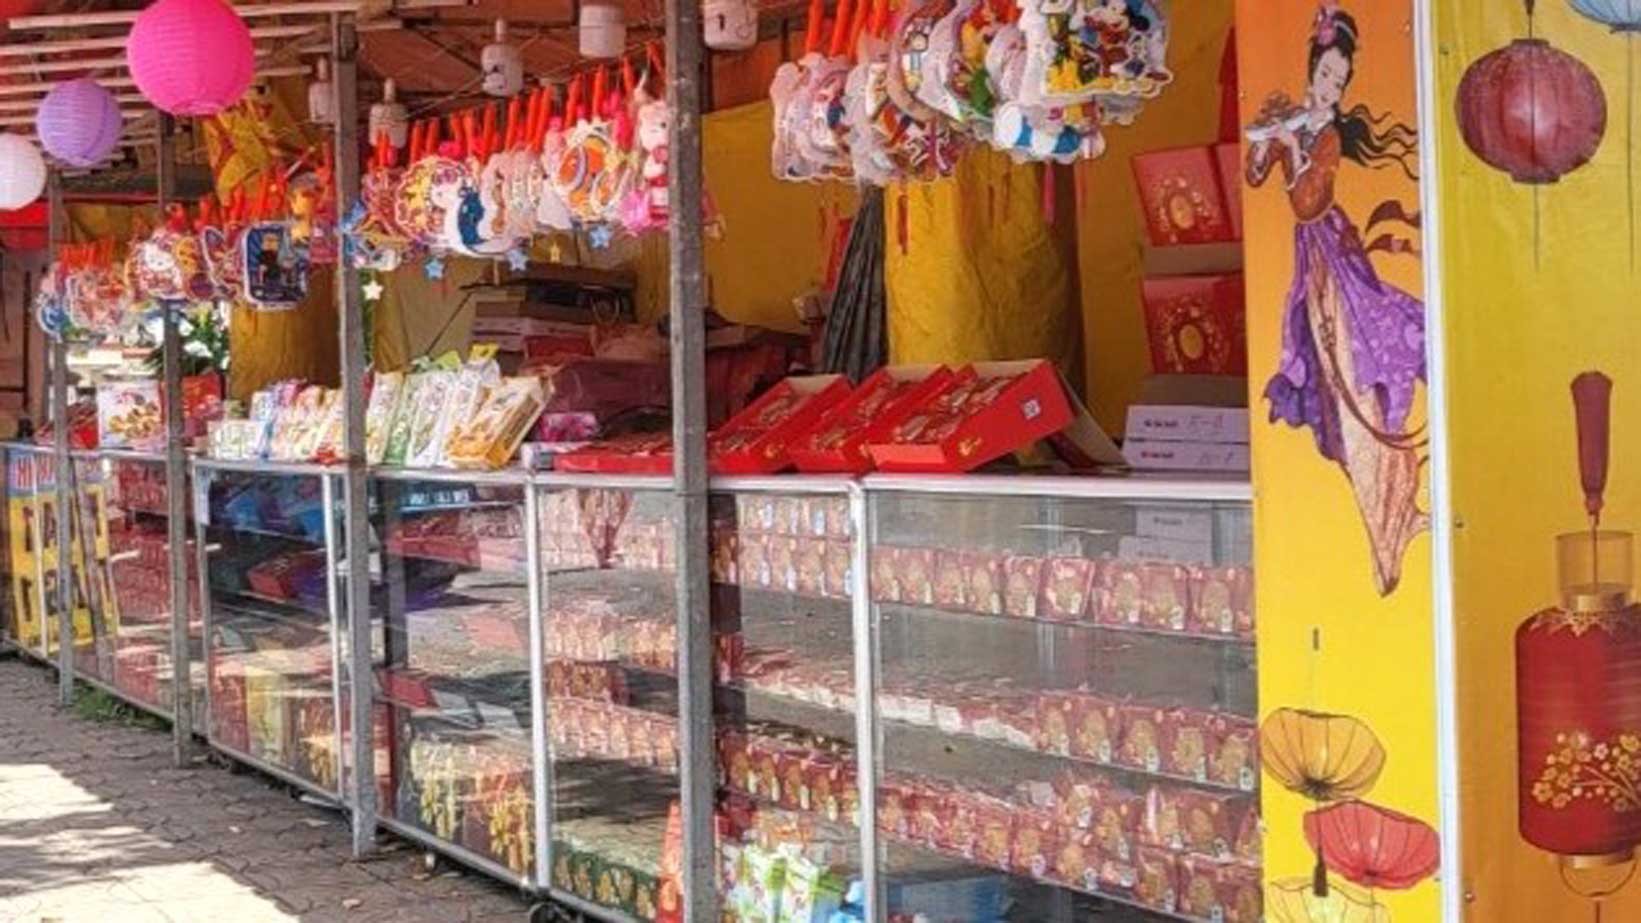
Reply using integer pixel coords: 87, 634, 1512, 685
1456, 1, 1607, 185
1303, 800, 1440, 891
1517, 373, 1641, 888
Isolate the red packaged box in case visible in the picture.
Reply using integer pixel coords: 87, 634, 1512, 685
1139, 563, 1193, 632
932, 551, 968, 609
1011, 808, 1059, 880
1094, 559, 1145, 627
790, 365, 961, 473
1134, 847, 1180, 914
1144, 787, 1251, 859
1211, 715, 1260, 792
1053, 831, 1101, 892
1004, 556, 1044, 619
1037, 690, 1077, 756
867, 360, 1125, 473
1070, 692, 1121, 764
554, 431, 675, 475
1179, 856, 1263, 923
1191, 564, 1255, 638
870, 546, 901, 602
1215, 141, 1244, 241
1164, 707, 1214, 782
1141, 274, 1248, 377
709, 374, 855, 474
1041, 557, 1097, 622
963, 553, 1005, 615
896, 547, 937, 606
971, 793, 1017, 869
1132, 145, 1236, 246
878, 778, 917, 839
1117, 705, 1167, 773
823, 540, 853, 599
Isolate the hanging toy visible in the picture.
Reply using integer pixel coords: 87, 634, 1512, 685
241, 172, 311, 309
537, 81, 576, 232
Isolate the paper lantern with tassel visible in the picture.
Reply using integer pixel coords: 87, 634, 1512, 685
369, 78, 409, 150
307, 58, 335, 125
37, 79, 123, 168
1455, 25, 1606, 184
1303, 800, 1441, 891
0, 134, 47, 210
579, 3, 627, 59
1517, 372, 1641, 877
128, 0, 255, 116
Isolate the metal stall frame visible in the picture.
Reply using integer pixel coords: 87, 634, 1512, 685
191, 456, 348, 807
2, 442, 55, 666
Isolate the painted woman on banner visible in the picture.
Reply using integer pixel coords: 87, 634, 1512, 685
1244, 3, 1426, 595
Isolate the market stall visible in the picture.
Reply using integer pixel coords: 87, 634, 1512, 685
0, 1, 1461, 923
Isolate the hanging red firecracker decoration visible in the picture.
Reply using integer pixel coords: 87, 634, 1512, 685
1517, 372, 1641, 893
1456, 0, 1607, 184
1303, 800, 1440, 892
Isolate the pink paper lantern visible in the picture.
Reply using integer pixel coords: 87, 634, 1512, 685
37, 79, 123, 168
127, 0, 255, 116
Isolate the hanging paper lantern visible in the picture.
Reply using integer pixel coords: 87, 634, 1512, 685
482, 19, 525, 97
1517, 372, 1641, 867
1303, 801, 1441, 891
579, 3, 627, 59
36, 79, 124, 168
308, 58, 335, 125
705, 0, 758, 51
369, 79, 409, 150
0, 134, 47, 211
1455, 36, 1607, 184
127, 0, 255, 116
1570, 1, 1641, 29
1260, 709, 1387, 803
1267, 878, 1390, 923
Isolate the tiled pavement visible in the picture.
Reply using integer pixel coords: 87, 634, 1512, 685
0, 658, 540, 923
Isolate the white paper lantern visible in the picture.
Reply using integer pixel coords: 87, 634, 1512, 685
483, 19, 525, 97
704, 0, 757, 51
307, 57, 335, 124
0, 134, 46, 210
369, 78, 409, 149
580, 3, 627, 60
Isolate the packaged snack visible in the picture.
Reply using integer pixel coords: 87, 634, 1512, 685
364, 370, 405, 464
964, 553, 1005, 615
1117, 706, 1166, 773
1134, 847, 1178, 914
1094, 559, 1145, 626
1070, 692, 1120, 764
1004, 556, 1044, 619
1211, 716, 1260, 792
1089, 784, 1144, 863
768, 536, 799, 593
1177, 855, 1226, 923
823, 540, 853, 599
897, 547, 937, 605
739, 534, 772, 588
438, 345, 502, 465
1233, 806, 1262, 866
311, 389, 346, 462
1165, 707, 1213, 782
404, 366, 459, 468
1042, 557, 1096, 621
778, 855, 845, 923
1010, 808, 1058, 880
1221, 862, 1263, 923
97, 380, 164, 450
878, 779, 916, 839
710, 527, 740, 584
938, 789, 982, 857
795, 539, 827, 596
383, 372, 427, 465
445, 376, 546, 470
1192, 564, 1256, 638
971, 794, 1016, 869
932, 551, 967, 609
1139, 562, 1192, 632
1145, 787, 1248, 859
1037, 690, 1077, 756
870, 547, 901, 602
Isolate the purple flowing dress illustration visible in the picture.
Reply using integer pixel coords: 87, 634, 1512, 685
1249, 124, 1429, 595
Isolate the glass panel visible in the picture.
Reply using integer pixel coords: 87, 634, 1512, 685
370, 476, 535, 879
6, 448, 48, 658
200, 467, 340, 793
36, 450, 95, 662
541, 484, 680, 921
712, 489, 862, 923
870, 491, 1260, 923
67, 456, 117, 690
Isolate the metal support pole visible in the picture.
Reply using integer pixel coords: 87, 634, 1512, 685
47, 175, 72, 707
523, 486, 551, 886
848, 485, 882, 923
157, 114, 193, 762
331, 13, 376, 857
665, 0, 715, 916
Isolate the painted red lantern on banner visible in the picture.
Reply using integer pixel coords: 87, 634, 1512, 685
1517, 373, 1641, 871
1303, 800, 1440, 891
1455, 1, 1606, 184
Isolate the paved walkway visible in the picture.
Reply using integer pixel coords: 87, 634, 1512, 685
0, 658, 536, 923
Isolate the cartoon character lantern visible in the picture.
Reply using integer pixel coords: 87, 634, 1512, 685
1517, 372, 1641, 874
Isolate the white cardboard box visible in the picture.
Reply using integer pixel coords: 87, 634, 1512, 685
1124, 438, 1250, 473
1117, 534, 1216, 564
1124, 404, 1249, 445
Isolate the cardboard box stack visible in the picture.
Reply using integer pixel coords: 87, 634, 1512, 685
1123, 376, 1250, 475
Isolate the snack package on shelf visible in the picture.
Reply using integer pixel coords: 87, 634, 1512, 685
554, 431, 675, 474
364, 370, 405, 465
382, 371, 427, 465
445, 376, 547, 469
437, 345, 502, 466
97, 380, 164, 450
788, 365, 960, 474
403, 359, 462, 468
867, 360, 1125, 473
709, 374, 855, 475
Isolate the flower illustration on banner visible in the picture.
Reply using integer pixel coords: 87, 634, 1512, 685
1243, 1, 1428, 596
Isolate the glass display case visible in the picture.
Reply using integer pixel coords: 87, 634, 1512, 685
196, 459, 344, 797
538, 478, 681, 921
368, 469, 537, 888
867, 476, 1258, 923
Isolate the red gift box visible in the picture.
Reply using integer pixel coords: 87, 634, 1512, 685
1037, 690, 1077, 756
789, 365, 961, 473
963, 553, 1005, 616
1191, 564, 1255, 639
1011, 808, 1060, 880
1070, 692, 1120, 764
1117, 706, 1167, 773
709, 374, 855, 474
1163, 707, 1214, 782
1003, 556, 1044, 619
932, 551, 968, 609
1052, 831, 1101, 892
1143, 786, 1251, 859
866, 360, 1123, 473
1132, 145, 1236, 246
1041, 557, 1097, 622
1134, 847, 1180, 914
554, 431, 675, 475
1211, 715, 1260, 792
870, 547, 902, 603
1141, 274, 1248, 377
